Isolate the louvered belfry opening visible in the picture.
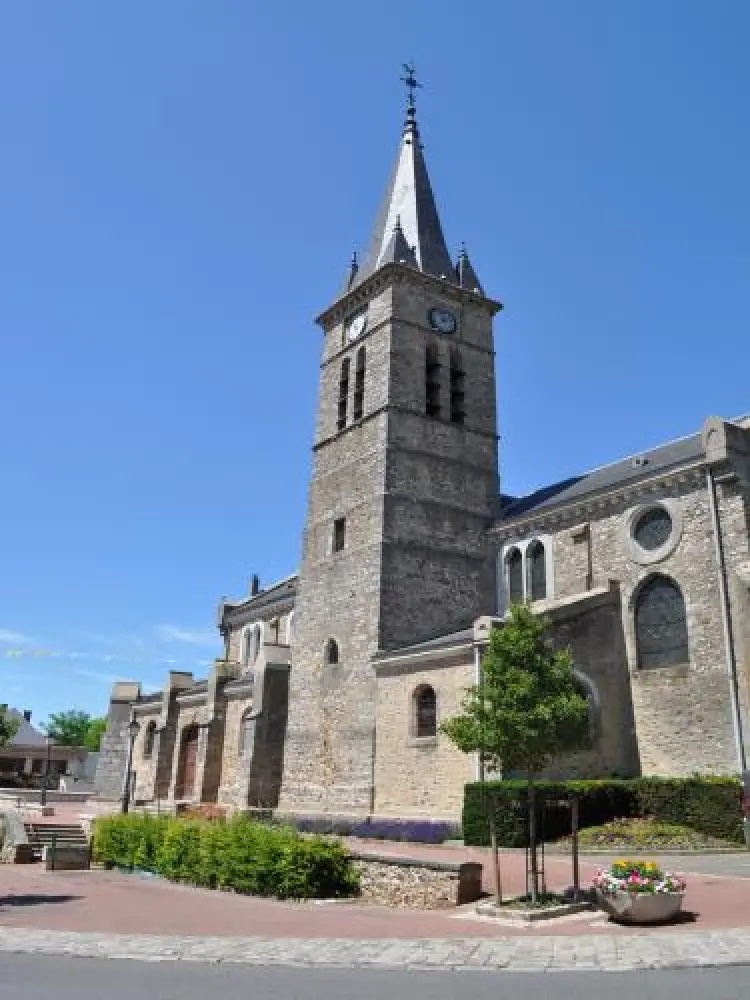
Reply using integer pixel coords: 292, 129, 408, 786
425, 342, 441, 418
449, 348, 465, 425
353, 347, 365, 420
337, 358, 350, 431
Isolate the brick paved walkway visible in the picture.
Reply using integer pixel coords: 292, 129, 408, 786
1, 841, 749, 971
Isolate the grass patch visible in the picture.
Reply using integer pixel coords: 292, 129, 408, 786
559, 816, 736, 850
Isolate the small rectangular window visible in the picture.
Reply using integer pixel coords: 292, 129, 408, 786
333, 517, 346, 553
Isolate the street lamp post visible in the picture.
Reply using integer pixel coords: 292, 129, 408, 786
121, 710, 139, 815
41, 736, 53, 807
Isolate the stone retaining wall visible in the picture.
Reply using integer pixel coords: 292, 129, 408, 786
351, 851, 482, 909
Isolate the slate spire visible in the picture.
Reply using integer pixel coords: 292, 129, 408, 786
351, 66, 457, 289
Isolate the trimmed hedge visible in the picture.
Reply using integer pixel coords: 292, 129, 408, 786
463, 777, 745, 847
92, 814, 360, 900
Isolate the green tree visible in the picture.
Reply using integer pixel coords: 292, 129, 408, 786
0, 706, 19, 747
441, 603, 591, 904
84, 717, 108, 751
45, 709, 92, 747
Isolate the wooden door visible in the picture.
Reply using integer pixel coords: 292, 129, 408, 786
177, 727, 199, 800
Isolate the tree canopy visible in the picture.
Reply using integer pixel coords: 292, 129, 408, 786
441, 603, 591, 776
45, 710, 107, 750
0, 706, 19, 747
441, 603, 592, 904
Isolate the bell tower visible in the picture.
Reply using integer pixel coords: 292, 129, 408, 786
278, 68, 502, 814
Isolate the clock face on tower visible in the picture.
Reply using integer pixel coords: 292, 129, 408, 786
346, 311, 368, 342
428, 307, 457, 334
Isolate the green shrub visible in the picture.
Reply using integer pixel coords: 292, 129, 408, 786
462, 776, 744, 847
92, 814, 169, 870
632, 776, 743, 845
91, 814, 359, 900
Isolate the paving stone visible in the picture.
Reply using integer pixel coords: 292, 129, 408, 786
1, 927, 750, 971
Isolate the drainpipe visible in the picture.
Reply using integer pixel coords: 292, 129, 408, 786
706, 466, 750, 845
474, 641, 484, 783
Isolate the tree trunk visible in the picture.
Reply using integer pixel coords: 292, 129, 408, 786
488, 805, 502, 905
528, 776, 539, 904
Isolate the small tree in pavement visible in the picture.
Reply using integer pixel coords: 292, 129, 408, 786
441, 603, 590, 904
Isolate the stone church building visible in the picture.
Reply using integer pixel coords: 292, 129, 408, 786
96, 86, 750, 822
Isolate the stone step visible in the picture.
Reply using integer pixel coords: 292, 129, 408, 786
24, 822, 88, 858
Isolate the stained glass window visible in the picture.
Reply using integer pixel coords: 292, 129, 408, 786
633, 507, 672, 551
507, 548, 523, 604
414, 685, 437, 738
635, 575, 688, 669
528, 541, 547, 601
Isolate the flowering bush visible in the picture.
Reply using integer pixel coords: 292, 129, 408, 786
592, 858, 687, 896
280, 815, 460, 844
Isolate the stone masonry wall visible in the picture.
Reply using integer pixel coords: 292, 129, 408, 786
374, 656, 476, 819
217, 691, 253, 810
94, 684, 140, 801
500, 471, 744, 777
282, 268, 500, 816
352, 855, 483, 909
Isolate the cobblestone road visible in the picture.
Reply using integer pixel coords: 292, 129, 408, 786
1, 926, 749, 972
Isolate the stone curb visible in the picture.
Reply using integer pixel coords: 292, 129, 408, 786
1, 927, 750, 972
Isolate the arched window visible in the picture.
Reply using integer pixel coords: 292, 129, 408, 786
143, 720, 156, 759
414, 685, 437, 738
572, 669, 600, 743
635, 575, 689, 669
239, 709, 254, 757
337, 358, 350, 431
353, 347, 365, 420
325, 638, 339, 665
506, 548, 523, 605
243, 624, 262, 667
449, 348, 465, 425
528, 540, 547, 601
425, 343, 440, 418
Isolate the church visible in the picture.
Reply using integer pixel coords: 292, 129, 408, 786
96, 76, 750, 822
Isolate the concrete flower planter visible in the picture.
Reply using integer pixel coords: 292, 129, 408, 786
596, 889, 683, 925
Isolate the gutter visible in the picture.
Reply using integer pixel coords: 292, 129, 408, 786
706, 466, 749, 845
473, 642, 484, 783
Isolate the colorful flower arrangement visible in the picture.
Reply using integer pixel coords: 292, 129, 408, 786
592, 859, 687, 896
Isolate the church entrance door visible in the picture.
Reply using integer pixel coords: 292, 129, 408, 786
176, 726, 199, 800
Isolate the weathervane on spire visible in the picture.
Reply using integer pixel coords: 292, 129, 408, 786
400, 61, 422, 111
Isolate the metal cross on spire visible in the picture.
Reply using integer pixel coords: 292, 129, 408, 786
400, 61, 422, 111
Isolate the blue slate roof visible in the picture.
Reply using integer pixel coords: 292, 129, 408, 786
499, 432, 705, 522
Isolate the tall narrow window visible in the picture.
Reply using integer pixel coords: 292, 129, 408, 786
425, 343, 441, 418
528, 540, 547, 601
635, 575, 689, 669
414, 685, 437, 738
325, 638, 339, 665
507, 548, 523, 605
449, 348, 465, 425
270, 617, 280, 644
143, 721, 156, 759
337, 358, 350, 431
353, 347, 365, 420
333, 516, 346, 552
243, 624, 262, 667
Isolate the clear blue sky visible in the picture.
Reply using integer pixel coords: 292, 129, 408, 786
2, 1, 749, 724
